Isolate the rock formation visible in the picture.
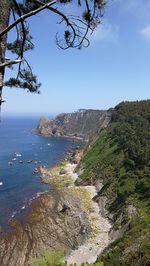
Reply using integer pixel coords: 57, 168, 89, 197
0, 189, 91, 266
37, 109, 111, 141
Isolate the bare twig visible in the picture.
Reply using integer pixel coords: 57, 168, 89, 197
0, 1, 57, 38
33, 0, 77, 48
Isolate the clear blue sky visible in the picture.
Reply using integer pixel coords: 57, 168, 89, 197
3, 0, 150, 116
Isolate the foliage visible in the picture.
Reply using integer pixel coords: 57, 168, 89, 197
31, 250, 104, 266
0, 0, 106, 98
31, 250, 66, 266
54, 110, 107, 140
80, 100, 150, 265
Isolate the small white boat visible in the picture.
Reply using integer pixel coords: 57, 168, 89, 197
12, 158, 17, 161
0, 182, 3, 186
15, 152, 22, 157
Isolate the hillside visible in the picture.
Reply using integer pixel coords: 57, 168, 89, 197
37, 109, 111, 141
0, 100, 149, 266
79, 100, 150, 265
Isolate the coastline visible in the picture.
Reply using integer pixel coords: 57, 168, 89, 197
0, 148, 111, 266
36, 131, 89, 142
40, 161, 112, 265
0, 159, 91, 265
0, 121, 83, 233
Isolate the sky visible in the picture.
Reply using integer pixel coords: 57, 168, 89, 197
2, 0, 150, 116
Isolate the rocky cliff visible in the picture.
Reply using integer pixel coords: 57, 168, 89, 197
37, 109, 111, 141
0, 101, 149, 266
78, 100, 150, 266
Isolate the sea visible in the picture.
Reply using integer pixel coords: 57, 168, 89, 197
0, 116, 81, 231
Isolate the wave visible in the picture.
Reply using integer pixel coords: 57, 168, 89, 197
27, 190, 49, 205
11, 211, 17, 218
10, 190, 49, 220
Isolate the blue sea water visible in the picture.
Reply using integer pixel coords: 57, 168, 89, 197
0, 116, 80, 230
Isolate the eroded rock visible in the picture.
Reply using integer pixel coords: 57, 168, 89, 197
0, 189, 91, 266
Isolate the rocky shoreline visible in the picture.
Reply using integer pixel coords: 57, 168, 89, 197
40, 162, 112, 265
0, 151, 111, 266
65, 165, 111, 265
0, 164, 91, 265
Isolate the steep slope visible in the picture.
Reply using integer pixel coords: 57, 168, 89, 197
79, 100, 150, 265
37, 109, 111, 141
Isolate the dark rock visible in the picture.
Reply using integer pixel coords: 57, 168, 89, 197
59, 169, 67, 175
75, 177, 84, 186
96, 196, 109, 218
59, 204, 70, 213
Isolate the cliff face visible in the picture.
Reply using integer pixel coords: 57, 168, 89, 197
1, 101, 149, 266
37, 109, 111, 140
79, 100, 150, 266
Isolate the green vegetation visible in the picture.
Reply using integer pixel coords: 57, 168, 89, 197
38, 110, 109, 140
81, 100, 150, 265
0, 0, 106, 106
31, 250, 66, 266
33, 101, 150, 266
63, 110, 108, 138
31, 250, 103, 266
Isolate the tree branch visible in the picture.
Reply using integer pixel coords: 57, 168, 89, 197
13, 0, 26, 60
0, 59, 22, 68
33, 0, 76, 48
0, 1, 56, 38
12, 0, 26, 79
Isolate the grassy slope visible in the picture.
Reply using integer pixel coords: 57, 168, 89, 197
80, 100, 150, 266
